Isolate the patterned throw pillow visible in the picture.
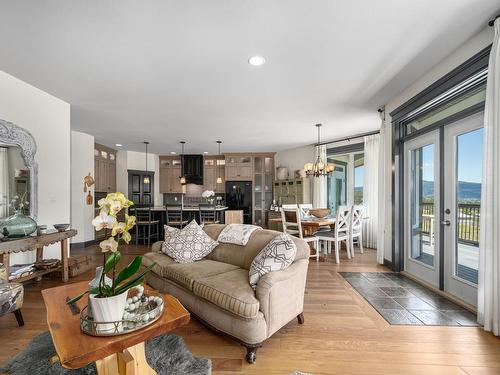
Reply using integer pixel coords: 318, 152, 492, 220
162, 220, 218, 263
161, 225, 180, 254
249, 233, 297, 288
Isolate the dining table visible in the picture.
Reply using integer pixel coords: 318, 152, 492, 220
268, 215, 336, 236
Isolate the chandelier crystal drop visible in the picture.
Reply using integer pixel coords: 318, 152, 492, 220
304, 124, 334, 177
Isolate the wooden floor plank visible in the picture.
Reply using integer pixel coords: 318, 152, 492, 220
0, 244, 498, 375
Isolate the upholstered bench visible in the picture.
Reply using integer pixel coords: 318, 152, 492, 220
0, 277, 24, 326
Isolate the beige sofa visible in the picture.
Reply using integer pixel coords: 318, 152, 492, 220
143, 224, 309, 363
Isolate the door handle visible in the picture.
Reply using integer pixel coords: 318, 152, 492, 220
441, 220, 451, 226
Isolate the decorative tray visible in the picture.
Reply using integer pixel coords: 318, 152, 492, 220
80, 288, 164, 337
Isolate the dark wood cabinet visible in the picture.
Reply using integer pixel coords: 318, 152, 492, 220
128, 170, 154, 206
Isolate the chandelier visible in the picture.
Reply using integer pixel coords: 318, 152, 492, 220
304, 124, 334, 177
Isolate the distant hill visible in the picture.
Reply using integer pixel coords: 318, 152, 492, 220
422, 180, 481, 201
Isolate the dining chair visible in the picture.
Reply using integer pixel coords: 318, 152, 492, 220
281, 207, 320, 262
132, 207, 160, 246
199, 203, 220, 225
314, 205, 351, 264
165, 205, 188, 228
350, 205, 364, 256
298, 203, 313, 219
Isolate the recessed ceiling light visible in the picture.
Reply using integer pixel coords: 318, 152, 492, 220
170, 151, 176, 155
203, 151, 209, 154
115, 143, 122, 147
248, 55, 265, 66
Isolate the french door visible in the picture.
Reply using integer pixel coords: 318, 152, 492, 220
404, 112, 483, 306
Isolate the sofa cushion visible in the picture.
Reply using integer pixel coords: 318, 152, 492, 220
193, 269, 260, 319
249, 233, 297, 288
142, 252, 176, 278
163, 220, 218, 263
162, 260, 239, 291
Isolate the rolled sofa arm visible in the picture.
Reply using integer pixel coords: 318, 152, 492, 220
151, 241, 163, 253
255, 258, 309, 337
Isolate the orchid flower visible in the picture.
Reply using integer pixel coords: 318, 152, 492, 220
99, 237, 119, 253
92, 211, 117, 231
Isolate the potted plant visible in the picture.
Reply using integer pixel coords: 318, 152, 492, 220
68, 192, 155, 331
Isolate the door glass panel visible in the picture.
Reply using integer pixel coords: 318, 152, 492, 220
455, 128, 483, 284
410, 144, 435, 267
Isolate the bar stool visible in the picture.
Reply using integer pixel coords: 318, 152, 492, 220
165, 205, 188, 229
132, 207, 160, 246
199, 203, 220, 225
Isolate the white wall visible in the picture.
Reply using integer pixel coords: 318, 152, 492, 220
275, 145, 315, 179
70, 131, 95, 244
115, 150, 161, 206
0, 71, 71, 262
381, 26, 494, 262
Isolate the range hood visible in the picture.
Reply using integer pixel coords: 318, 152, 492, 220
181, 154, 204, 185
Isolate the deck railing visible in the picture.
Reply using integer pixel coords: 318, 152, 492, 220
420, 202, 480, 245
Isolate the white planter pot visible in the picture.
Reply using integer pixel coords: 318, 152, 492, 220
89, 290, 128, 333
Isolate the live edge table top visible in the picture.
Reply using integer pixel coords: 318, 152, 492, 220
42, 281, 190, 369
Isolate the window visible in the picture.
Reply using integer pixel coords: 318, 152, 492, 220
354, 154, 364, 204
326, 149, 364, 212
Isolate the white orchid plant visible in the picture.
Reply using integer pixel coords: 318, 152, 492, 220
202, 190, 215, 204
68, 192, 155, 304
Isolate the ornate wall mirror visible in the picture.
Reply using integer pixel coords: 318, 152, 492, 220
0, 119, 38, 220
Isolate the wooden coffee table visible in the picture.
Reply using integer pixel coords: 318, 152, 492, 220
42, 281, 190, 375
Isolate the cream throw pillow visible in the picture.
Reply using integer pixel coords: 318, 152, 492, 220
162, 220, 218, 263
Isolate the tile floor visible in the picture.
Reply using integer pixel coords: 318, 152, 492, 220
339, 272, 479, 326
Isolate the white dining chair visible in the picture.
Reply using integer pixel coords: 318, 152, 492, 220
298, 203, 313, 219
281, 207, 320, 262
315, 205, 351, 264
350, 205, 364, 256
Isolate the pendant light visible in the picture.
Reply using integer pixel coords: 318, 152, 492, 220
304, 124, 334, 177
216, 140, 223, 184
179, 141, 186, 185
143, 141, 150, 184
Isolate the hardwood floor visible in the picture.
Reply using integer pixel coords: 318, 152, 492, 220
1, 244, 499, 374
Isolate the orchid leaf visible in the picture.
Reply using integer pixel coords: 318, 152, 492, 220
114, 256, 142, 286
66, 290, 88, 305
114, 262, 156, 295
104, 251, 122, 273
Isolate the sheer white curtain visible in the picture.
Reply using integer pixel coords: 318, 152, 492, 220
376, 120, 387, 264
0, 147, 9, 218
362, 135, 379, 250
312, 145, 327, 208
478, 18, 500, 336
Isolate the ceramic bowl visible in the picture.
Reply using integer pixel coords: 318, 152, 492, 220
53, 224, 70, 232
309, 208, 331, 219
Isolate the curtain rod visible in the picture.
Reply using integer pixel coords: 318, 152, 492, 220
489, 15, 499, 26
316, 129, 380, 147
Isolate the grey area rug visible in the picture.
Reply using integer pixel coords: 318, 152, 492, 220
0, 332, 211, 375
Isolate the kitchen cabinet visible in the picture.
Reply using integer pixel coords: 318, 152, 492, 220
159, 157, 183, 193
225, 155, 253, 181
204, 157, 225, 193
94, 144, 116, 193
253, 155, 274, 227
273, 178, 311, 205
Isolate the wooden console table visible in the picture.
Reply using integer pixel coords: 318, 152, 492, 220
0, 229, 77, 283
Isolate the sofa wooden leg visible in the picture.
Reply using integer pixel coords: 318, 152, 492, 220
245, 346, 258, 364
13, 309, 24, 327
297, 312, 304, 324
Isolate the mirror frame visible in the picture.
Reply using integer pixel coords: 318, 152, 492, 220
0, 118, 38, 220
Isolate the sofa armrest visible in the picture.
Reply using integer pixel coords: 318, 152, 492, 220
151, 241, 163, 253
255, 258, 309, 337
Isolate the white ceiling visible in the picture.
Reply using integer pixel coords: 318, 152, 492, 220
0, 1, 498, 154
